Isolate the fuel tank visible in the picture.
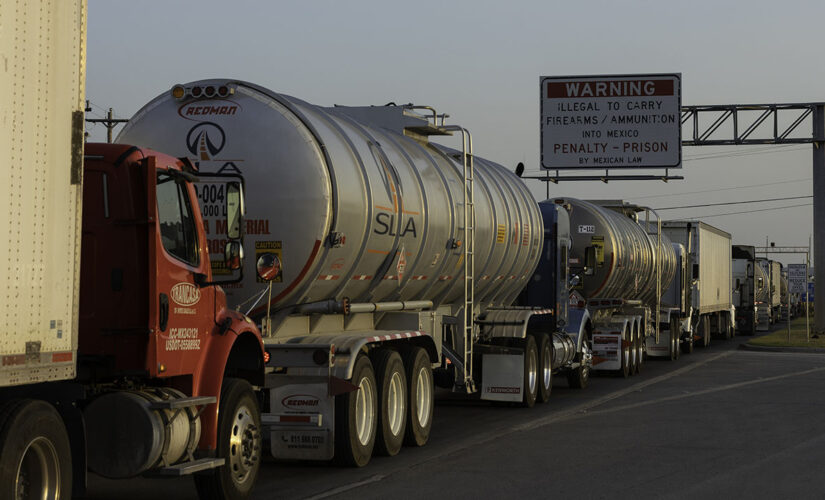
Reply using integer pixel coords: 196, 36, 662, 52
118, 80, 542, 316
546, 198, 676, 305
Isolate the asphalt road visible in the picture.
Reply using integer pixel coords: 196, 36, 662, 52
87, 333, 825, 499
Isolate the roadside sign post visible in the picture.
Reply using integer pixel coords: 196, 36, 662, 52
788, 263, 808, 342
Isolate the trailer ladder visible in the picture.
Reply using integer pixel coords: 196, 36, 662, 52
443, 125, 476, 393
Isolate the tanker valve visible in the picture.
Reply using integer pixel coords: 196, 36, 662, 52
447, 238, 461, 249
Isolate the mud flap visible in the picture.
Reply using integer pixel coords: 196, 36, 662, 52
265, 377, 334, 461
480, 354, 523, 402
591, 333, 621, 371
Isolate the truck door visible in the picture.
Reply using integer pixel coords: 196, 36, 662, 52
146, 156, 215, 377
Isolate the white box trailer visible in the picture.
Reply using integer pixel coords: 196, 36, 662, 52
0, 0, 86, 386
662, 221, 733, 346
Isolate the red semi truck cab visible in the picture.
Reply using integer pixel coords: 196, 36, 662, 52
76, 143, 265, 496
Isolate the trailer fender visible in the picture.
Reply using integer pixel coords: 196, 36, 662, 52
564, 307, 591, 352
479, 308, 555, 340
265, 330, 437, 381
193, 312, 264, 452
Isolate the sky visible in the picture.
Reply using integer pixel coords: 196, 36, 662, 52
86, 0, 822, 267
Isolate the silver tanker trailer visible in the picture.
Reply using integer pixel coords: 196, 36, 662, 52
118, 79, 583, 468
530, 199, 681, 378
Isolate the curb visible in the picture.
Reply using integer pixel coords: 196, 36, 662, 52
739, 343, 825, 354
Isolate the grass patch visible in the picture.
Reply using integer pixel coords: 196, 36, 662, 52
747, 315, 825, 348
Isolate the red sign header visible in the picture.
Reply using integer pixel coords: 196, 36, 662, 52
547, 79, 675, 99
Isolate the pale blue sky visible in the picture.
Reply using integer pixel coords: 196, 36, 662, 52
87, 0, 823, 265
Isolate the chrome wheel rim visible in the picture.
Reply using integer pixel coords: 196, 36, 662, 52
228, 405, 260, 486
387, 371, 405, 436
16, 437, 60, 500
416, 367, 432, 428
527, 347, 538, 394
542, 343, 552, 390
355, 375, 375, 446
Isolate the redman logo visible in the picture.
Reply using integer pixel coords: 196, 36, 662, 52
171, 282, 201, 307
281, 394, 321, 408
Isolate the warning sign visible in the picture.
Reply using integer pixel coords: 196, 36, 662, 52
540, 73, 681, 169
255, 241, 283, 283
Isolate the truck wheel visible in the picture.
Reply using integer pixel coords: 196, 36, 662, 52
627, 329, 637, 376
194, 378, 261, 500
698, 316, 710, 347
521, 335, 539, 408
403, 347, 433, 447
534, 334, 553, 403
567, 363, 590, 389
634, 330, 644, 374
334, 354, 377, 467
370, 349, 407, 457
0, 400, 72, 500
682, 334, 694, 355
618, 331, 630, 378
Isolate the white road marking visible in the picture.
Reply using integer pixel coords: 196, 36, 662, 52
305, 474, 386, 500
515, 350, 733, 432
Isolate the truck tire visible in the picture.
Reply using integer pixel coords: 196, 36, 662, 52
334, 354, 377, 467
521, 335, 539, 408
682, 334, 694, 354
0, 399, 72, 500
403, 347, 433, 447
618, 331, 630, 378
370, 349, 407, 457
627, 329, 637, 376
534, 333, 553, 403
567, 363, 590, 389
194, 378, 261, 500
634, 329, 643, 374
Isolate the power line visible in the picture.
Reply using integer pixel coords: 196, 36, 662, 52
683, 144, 807, 162
634, 178, 811, 200
655, 195, 812, 211
686, 203, 812, 219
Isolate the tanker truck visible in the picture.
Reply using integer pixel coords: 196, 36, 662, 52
118, 79, 585, 468
1, 5, 271, 499
524, 199, 681, 378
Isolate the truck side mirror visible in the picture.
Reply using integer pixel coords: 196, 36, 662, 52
256, 252, 281, 282
584, 247, 596, 276
226, 181, 244, 240
225, 241, 243, 270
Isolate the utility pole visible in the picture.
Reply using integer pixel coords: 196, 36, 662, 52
85, 106, 129, 143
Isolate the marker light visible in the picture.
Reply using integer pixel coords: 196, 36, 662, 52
191, 86, 203, 97
217, 85, 230, 97
171, 85, 185, 99
204, 86, 216, 98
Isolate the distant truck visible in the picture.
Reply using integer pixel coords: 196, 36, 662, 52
755, 258, 781, 329
662, 221, 734, 348
0, 4, 267, 499
732, 245, 762, 335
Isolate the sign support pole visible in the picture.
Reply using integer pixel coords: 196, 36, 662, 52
813, 105, 825, 334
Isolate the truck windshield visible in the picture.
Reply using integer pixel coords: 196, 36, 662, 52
157, 173, 200, 266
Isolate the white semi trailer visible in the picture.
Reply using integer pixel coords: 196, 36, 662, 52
662, 221, 734, 348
